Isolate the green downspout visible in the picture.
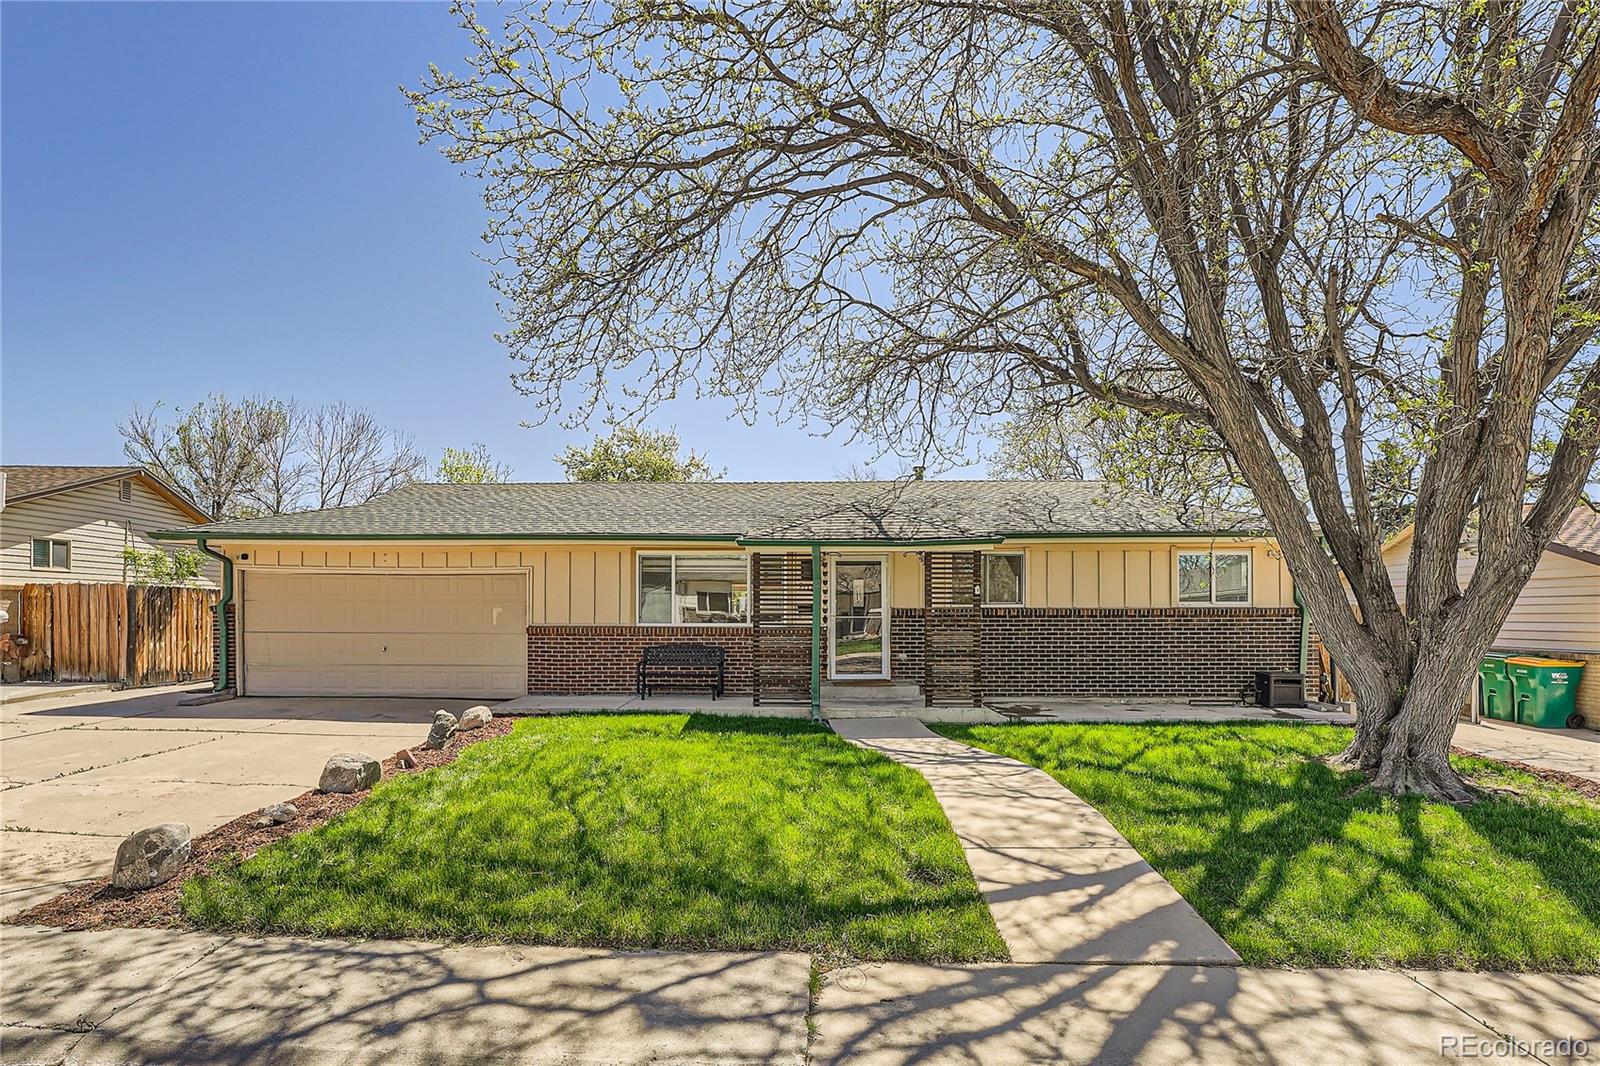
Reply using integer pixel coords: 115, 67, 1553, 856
811, 543, 822, 722
196, 538, 233, 693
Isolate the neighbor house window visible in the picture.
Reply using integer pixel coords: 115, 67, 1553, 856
31, 538, 71, 571
1177, 551, 1250, 605
637, 553, 750, 624
981, 552, 1025, 605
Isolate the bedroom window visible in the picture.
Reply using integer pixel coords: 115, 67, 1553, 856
31, 538, 71, 571
981, 552, 1025, 605
638, 553, 750, 624
1177, 551, 1251, 605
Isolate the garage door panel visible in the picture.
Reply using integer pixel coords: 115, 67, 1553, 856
243, 570, 528, 697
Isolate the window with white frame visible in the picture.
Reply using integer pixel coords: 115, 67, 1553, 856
638, 553, 750, 624
981, 552, 1024, 605
31, 538, 71, 571
1177, 550, 1250, 605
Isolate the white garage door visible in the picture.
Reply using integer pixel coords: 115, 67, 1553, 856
242, 571, 528, 698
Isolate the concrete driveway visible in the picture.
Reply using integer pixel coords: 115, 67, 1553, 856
0, 687, 475, 917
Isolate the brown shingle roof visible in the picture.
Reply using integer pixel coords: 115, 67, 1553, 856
1553, 506, 1600, 564
2, 465, 143, 501
1, 465, 210, 522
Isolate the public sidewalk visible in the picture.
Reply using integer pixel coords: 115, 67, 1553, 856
3, 925, 1597, 1065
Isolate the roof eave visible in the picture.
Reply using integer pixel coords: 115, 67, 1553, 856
9, 469, 210, 523
151, 529, 746, 543
736, 536, 1004, 548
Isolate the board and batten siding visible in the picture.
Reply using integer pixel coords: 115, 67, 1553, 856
1385, 539, 1600, 654
232, 541, 739, 625
228, 537, 1295, 621
1013, 542, 1296, 609
0, 479, 218, 588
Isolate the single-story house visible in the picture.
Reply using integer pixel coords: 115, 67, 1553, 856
1383, 506, 1600, 728
154, 479, 1315, 710
1, 465, 216, 637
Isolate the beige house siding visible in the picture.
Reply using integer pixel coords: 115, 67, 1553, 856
1016, 540, 1294, 609
0, 479, 219, 588
1384, 537, 1600, 654
223, 536, 1295, 620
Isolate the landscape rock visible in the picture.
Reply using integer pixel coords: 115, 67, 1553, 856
111, 823, 191, 890
395, 748, 418, 769
458, 705, 493, 731
250, 802, 297, 829
319, 752, 381, 794
420, 710, 458, 751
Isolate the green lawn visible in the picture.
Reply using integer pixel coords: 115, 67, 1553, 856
184, 715, 1005, 961
934, 722, 1600, 972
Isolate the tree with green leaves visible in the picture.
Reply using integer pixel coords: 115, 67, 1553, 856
558, 426, 721, 482
437, 443, 514, 483
414, 1, 1600, 800
989, 404, 1257, 523
122, 545, 208, 587
991, 403, 1420, 537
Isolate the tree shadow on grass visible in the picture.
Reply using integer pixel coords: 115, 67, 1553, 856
942, 722, 1600, 970
184, 713, 1003, 961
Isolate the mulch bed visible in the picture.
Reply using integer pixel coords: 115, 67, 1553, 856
1453, 745, 1600, 801
10, 716, 519, 931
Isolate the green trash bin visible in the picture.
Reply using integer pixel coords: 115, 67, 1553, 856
1477, 655, 1514, 721
1506, 656, 1588, 729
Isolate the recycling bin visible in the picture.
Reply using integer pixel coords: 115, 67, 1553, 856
1477, 655, 1514, 721
1505, 656, 1587, 729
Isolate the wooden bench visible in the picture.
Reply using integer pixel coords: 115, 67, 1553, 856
636, 643, 727, 699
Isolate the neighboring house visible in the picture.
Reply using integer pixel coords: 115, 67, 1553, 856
157, 480, 1314, 708
0, 466, 217, 635
1383, 507, 1600, 728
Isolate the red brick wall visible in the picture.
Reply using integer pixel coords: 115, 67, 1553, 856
526, 607, 1315, 703
527, 625, 754, 695
894, 606, 1311, 701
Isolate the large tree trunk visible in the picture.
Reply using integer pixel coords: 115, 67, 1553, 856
1321, 546, 1536, 804
1332, 640, 1480, 804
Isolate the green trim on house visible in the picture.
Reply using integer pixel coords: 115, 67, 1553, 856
196, 538, 233, 693
151, 530, 743, 544
990, 529, 1271, 540
737, 536, 1004, 548
810, 543, 822, 721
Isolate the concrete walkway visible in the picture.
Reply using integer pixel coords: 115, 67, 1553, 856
0, 925, 809, 1065
4, 925, 1597, 1065
0, 683, 120, 708
830, 717, 1238, 965
810, 959, 1600, 1065
1453, 718, 1600, 783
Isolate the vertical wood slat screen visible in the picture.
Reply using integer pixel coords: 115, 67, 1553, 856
750, 553, 814, 705
12, 583, 214, 686
922, 551, 983, 705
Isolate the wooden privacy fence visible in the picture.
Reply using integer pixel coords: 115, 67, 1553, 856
15, 583, 215, 686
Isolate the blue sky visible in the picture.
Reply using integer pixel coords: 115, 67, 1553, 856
2, 2, 942, 480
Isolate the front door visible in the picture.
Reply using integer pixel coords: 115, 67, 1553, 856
829, 558, 888, 679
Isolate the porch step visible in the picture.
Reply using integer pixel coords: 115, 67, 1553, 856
822, 682, 923, 713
